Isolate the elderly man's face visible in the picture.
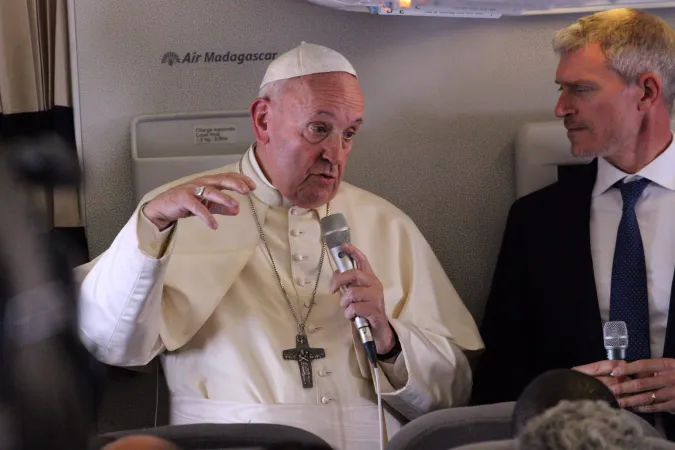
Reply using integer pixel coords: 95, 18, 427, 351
554, 42, 643, 158
257, 72, 364, 208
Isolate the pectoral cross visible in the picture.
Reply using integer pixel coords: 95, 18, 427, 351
282, 333, 325, 388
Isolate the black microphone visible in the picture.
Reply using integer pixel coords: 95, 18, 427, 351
604, 321, 628, 361
320, 213, 378, 368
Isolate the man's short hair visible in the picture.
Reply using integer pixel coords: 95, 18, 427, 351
553, 8, 675, 110
517, 399, 643, 450
512, 368, 619, 435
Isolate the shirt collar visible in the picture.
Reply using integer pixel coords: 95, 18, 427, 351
248, 145, 276, 190
240, 143, 293, 208
241, 143, 333, 217
592, 132, 675, 197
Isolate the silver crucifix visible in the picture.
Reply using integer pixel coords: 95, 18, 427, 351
282, 333, 326, 388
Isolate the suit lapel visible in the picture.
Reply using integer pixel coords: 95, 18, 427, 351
662, 272, 675, 359
558, 160, 605, 361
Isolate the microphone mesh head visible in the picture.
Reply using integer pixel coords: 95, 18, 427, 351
320, 213, 351, 249
603, 321, 628, 349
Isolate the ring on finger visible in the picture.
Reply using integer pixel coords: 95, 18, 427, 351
650, 392, 657, 405
194, 186, 207, 201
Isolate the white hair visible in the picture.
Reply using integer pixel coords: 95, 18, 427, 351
517, 400, 644, 450
257, 79, 291, 100
553, 8, 675, 109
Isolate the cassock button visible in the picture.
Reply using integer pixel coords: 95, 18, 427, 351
296, 278, 306, 287
319, 369, 327, 377
293, 254, 307, 261
290, 229, 301, 237
321, 396, 332, 404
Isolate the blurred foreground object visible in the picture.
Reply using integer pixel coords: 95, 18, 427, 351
0, 132, 101, 450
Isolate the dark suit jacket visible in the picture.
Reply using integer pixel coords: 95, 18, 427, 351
470, 159, 675, 439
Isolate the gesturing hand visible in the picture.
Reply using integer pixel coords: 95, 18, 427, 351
142, 173, 256, 231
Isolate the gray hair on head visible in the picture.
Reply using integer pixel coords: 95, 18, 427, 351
257, 78, 291, 100
517, 399, 644, 450
553, 8, 675, 110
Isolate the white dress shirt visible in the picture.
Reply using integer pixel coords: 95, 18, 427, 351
591, 133, 675, 359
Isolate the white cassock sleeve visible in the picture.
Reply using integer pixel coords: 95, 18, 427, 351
379, 359, 407, 389
354, 212, 483, 421
76, 209, 175, 367
377, 326, 472, 420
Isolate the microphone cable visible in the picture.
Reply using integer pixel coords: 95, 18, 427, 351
372, 364, 385, 450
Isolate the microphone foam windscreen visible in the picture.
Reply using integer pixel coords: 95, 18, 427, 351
320, 213, 351, 249
603, 321, 628, 349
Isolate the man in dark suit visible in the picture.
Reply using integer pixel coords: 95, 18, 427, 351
471, 7, 675, 439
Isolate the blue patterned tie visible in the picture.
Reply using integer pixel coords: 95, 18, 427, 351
609, 177, 651, 362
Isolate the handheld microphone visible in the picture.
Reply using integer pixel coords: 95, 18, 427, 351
320, 213, 378, 367
603, 321, 628, 361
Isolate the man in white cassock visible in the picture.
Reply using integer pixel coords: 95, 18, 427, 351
75, 42, 484, 450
